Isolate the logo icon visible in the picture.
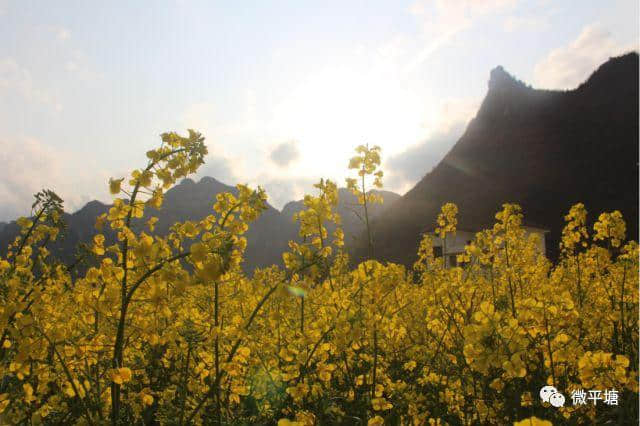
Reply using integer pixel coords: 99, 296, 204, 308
539, 386, 557, 403
549, 392, 565, 407
540, 385, 565, 407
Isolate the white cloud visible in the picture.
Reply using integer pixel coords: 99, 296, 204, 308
181, 101, 257, 155
410, 0, 516, 32
181, 102, 216, 130
63, 53, 103, 83
56, 27, 71, 41
270, 140, 300, 168
180, 102, 251, 186
174, 5, 490, 206
0, 138, 59, 220
534, 24, 638, 90
503, 15, 549, 32
0, 57, 62, 111
385, 97, 481, 193
194, 154, 238, 187
65, 61, 78, 72
0, 137, 110, 221
422, 97, 481, 135
174, 2, 520, 207
260, 176, 317, 211
405, 0, 517, 72
164, 1, 525, 210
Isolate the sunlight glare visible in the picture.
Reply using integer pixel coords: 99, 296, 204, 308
272, 65, 429, 179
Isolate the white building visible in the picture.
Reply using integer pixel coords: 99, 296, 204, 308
427, 225, 548, 268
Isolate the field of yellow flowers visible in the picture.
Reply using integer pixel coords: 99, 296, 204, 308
0, 131, 637, 425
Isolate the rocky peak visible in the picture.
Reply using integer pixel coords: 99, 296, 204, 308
488, 65, 528, 92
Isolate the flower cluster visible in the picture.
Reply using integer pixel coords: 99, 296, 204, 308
0, 133, 637, 425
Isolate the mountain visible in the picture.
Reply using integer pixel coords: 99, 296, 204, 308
0, 200, 114, 268
148, 177, 295, 270
0, 178, 399, 272
0, 177, 293, 272
363, 52, 639, 265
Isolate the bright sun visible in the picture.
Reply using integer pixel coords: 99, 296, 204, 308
271, 65, 431, 179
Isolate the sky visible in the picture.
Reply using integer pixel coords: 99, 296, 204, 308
0, 0, 638, 221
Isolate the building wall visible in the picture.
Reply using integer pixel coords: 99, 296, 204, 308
431, 231, 474, 268
431, 231, 475, 256
430, 227, 547, 268
523, 226, 547, 256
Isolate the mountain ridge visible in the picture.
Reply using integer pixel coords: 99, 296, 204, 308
0, 178, 400, 272
361, 52, 639, 265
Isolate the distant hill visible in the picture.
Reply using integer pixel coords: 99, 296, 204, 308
361, 52, 639, 265
0, 178, 399, 272
150, 177, 296, 270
